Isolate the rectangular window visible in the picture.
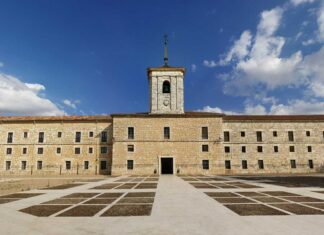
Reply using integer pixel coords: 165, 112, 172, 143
75, 132, 81, 143
7, 132, 13, 143
37, 147, 43, 155
58, 132, 62, 138
23, 132, 28, 138
56, 147, 61, 154
6, 148, 12, 155
257, 146, 263, 153
128, 127, 134, 139
21, 161, 27, 170
241, 146, 246, 153
38, 132, 44, 143
258, 160, 264, 169
225, 160, 231, 170
290, 159, 296, 169
306, 131, 310, 137
289, 146, 295, 152
101, 131, 107, 142
164, 127, 170, 139
101, 146, 108, 154
224, 131, 230, 142
65, 161, 71, 170
89, 131, 94, 138
308, 159, 314, 169
273, 131, 278, 137
37, 161, 42, 170
274, 146, 279, 153
241, 131, 245, 137
84, 161, 89, 170
202, 127, 208, 139
288, 131, 294, 141
100, 160, 107, 170
202, 144, 209, 152
224, 146, 230, 153
127, 144, 134, 152
202, 160, 209, 170
256, 131, 262, 142
127, 160, 134, 170
75, 147, 81, 154
307, 146, 312, 152
23, 147, 27, 154
5, 161, 11, 170
242, 160, 248, 169
88, 147, 93, 154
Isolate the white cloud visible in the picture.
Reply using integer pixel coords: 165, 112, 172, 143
203, 60, 218, 68
197, 105, 238, 114
191, 64, 197, 72
302, 39, 316, 45
63, 99, 80, 109
291, 0, 315, 6
219, 30, 252, 65
244, 104, 267, 115
0, 62, 4, 68
270, 99, 324, 114
317, 3, 324, 42
0, 73, 65, 116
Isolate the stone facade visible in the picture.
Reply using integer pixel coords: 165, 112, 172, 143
1, 64, 324, 176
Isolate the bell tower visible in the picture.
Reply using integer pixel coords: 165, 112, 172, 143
147, 35, 185, 114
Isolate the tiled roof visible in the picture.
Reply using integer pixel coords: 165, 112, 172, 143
223, 115, 324, 121
0, 115, 112, 122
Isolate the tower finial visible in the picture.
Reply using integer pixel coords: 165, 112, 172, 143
164, 34, 168, 66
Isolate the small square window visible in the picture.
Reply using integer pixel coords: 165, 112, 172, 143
100, 161, 107, 170
290, 159, 296, 169
88, 147, 93, 154
224, 131, 230, 142
65, 161, 71, 170
101, 146, 108, 154
84, 161, 89, 170
127, 160, 133, 170
164, 127, 170, 139
37, 161, 43, 170
308, 159, 314, 169
258, 160, 264, 169
257, 146, 263, 153
241, 146, 246, 153
21, 161, 27, 170
101, 131, 107, 142
58, 132, 62, 138
225, 160, 231, 169
37, 147, 43, 155
224, 146, 230, 153
23, 132, 28, 138
56, 147, 61, 154
5, 161, 11, 170
202, 144, 209, 152
128, 127, 134, 139
289, 146, 295, 152
202, 160, 209, 170
6, 148, 12, 155
89, 131, 94, 138
273, 131, 278, 137
274, 146, 279, 153
128, 145, 134, 152
22, 147, 27, 154
307, 146, 312, 152
75, 147, 81, 154
306, 131, 310, 137
240, 131, 245, 137
242, 160, 248, 169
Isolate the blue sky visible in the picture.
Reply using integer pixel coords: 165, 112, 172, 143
0, 0, 323, 115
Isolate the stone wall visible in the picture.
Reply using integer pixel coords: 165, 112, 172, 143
0, 120, 112, 176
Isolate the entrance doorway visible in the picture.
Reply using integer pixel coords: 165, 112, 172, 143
161, 157, 173, 174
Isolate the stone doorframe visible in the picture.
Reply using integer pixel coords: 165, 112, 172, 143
158, 156, 176, 175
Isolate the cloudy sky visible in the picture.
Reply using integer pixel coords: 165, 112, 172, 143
0, 0, 323, 116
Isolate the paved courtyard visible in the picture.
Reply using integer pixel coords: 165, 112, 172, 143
1, 175, 324, 234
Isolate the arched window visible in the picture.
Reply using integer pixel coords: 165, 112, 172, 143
163, 81, 170, 93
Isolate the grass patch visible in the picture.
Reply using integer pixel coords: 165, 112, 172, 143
262, 191, 300, 197
270, 203, 324, 215
118, 197, 154, 204
124, 192, 155, 198
42, 198, 85, 204
42, 184, 83, 190
101, 204, 152, 216
0, 198, 18, 204
224, 204, 288, 216
0, 193, 43, 199
83, 198, 116, 204
253, 197, 286, 203
214, 197, 255, 204
280, 196, 324, 203
20, 205, 70, 217
61, 193, 99, 199
57, 205, 105, 217
135, 183, 157, 189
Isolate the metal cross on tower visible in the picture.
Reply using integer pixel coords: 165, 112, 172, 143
164, 34, 168, 66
